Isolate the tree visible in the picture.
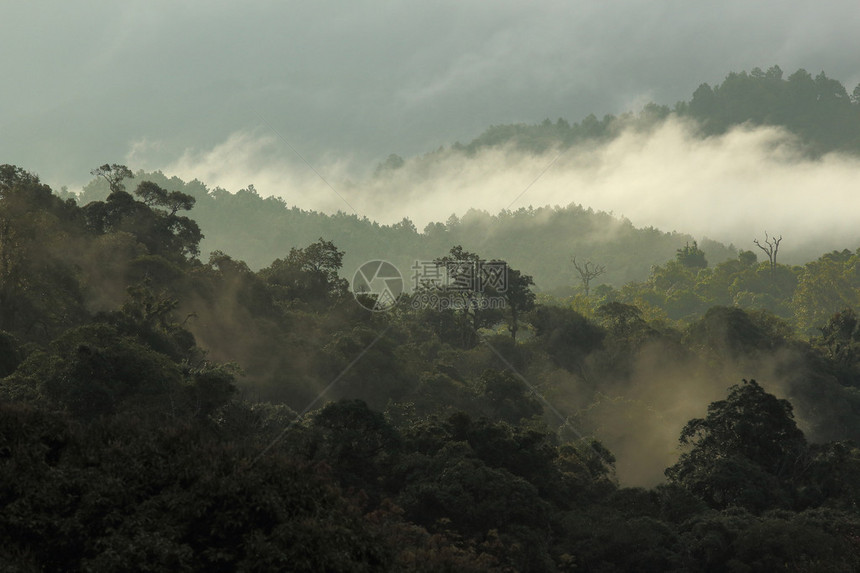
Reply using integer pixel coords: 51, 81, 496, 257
531, 306, 604, 372
260, 238, 349, 307
374, 153, 405, 176
572, 256, 606, 296
134, 180, 169, 206
134, 180, 196, 215
738, 250, 758, 267
90, 164, 133, 194
675, 241, 707, 269
753, 232, 782, 276
478, 369, 543, 423
427, 246, 505, 349
666, 379, 806, 510
595, 302, 650, 340
306, 399, 401, 495
0, 166, 88, 339
502, 267, 535, 340
792, 251, 860, 335
8, 323, 187, 418
81, 178, 202, 260
816, 308, 860, 387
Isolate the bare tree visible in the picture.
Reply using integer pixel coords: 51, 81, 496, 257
572, 256, 606, 297
753, 232, 782, 276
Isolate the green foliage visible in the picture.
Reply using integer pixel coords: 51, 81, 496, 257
82, 177, 203, 260
6, 323, 188, 417
304, 399, 401, 495
666, 380, 807, 511
595, 301, 654, 342
478, 369, 543, 423
3, 159, 860, 569
437, 66, 860, 165
681, 67, 860, 156
259, 237, 349, 309
815, 308, 860, 387
502, 267, 535, 340
678, 507, 860, 572
413, 245, 509, 349
530, 305, 605, 372
685, 306, 787, 359
91, 163, 133, 193
77, 170, 734, 293
677, 241, 708, 269
793, 250, 860, 335
0, 404, 390, 572
135, 180, 196, 215
0, 166, 89, 341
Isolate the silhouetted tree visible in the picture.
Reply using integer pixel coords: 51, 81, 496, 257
90, 163, 133, 194
502, 267, 535, 340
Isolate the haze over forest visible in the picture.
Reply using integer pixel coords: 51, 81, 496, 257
5, 3, 860, 571
5, 1, 860, 257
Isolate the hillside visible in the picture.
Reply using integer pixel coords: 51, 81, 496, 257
5, 65, 860, 570
67, 66, 860, 295
438, 66, 860, 158
74, 170, 736, 293
4, 163, 860, 570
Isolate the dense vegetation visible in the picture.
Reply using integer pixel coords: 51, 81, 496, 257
3, 159, 860, 571
3, 64, 860, 572
447, 66, 860, 158
68, 66, 860, 299
72, 170, 733, 292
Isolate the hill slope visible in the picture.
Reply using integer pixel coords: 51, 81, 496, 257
75, 171, 735, 293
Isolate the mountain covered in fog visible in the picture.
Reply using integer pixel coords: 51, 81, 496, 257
6, 153, 860, 570
73, 169, 736, 293
434, 66, 860, 158
7, 0, 860, 565
69, 66, 860, 292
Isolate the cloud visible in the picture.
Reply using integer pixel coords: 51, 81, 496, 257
148, 117, 860, 262
154, 129, 361, 214
6, 1, 860, 191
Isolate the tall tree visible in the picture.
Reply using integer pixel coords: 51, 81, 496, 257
423, 246, 506, 349
666, 379, 806, 510
502, 267, 535, 340
90, 164, 133, 194
260, 238, 348, 307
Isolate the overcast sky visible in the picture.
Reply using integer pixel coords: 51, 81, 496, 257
3, 1, 860, 194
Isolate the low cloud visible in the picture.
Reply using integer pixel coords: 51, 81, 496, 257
141, 116, 860, 262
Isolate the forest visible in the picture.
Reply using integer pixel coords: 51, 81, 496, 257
3, 67, 860, 571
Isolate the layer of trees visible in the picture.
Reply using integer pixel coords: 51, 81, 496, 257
3, 164, 860, 570
72, 170, 735, 292
65, 66, 860, 302
439, 66, 860, 158
560, 242, 860, 339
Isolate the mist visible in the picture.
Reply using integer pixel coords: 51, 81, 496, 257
137, 116, 860, 263
7, 1, 860, 195
569, 331, 855, 487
